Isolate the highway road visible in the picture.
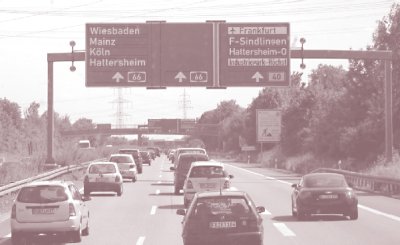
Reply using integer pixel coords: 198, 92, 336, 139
0, 155, 399, 245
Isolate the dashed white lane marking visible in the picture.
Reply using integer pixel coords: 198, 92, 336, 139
150, 206, 157, 215
159, 174, 162, 178
273, 223, 296, 237
358, 204, 400, 222
157, 180, 162, 184
155, 189, 160, 195
136, 236, 146, 245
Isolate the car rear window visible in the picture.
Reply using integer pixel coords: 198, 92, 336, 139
303, 175, 347, 188
17, 186, 68, 203
189, 166, 226, 178
109, 156, 133, 163
178, 156, 209, 172
89, 164, 116, 174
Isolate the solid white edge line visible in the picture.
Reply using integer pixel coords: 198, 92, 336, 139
136, 236, 146, 245
358, 204, 400, 222
5, 233, 11, 238
150, 206, 157, 215
273, 223, 296, 237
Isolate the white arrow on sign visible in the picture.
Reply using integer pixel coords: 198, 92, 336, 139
252, 72, 264, 83
112, 72, 124, 83
175, 72, 187, 83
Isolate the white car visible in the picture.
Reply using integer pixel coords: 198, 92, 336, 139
183, 161, 234, 207
11, 180, 90, 244
83, 161, 124, 196
109, 154, 138, 182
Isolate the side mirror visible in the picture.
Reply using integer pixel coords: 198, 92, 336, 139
176, 209, 186, 216
256, 206, 265, 213
348, 182, 354, 188
129, 164, 135, 168
82, 195, 91, 202
229, 174, 234, 179
170, 167, 176, 171
291, 183, 299, 188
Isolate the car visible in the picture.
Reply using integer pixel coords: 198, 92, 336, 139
291, 172, 358, 220
118, 149, 143, 174
170, 153, 210, 194
139, 150, 152, 165
147, 147, 160, 157
183, 161, 234, 207
176, 191, 265, 245
83, 161, 124, 196
172, 147, 207, 167
11, 180, 90, 244
109, 154, 138, 182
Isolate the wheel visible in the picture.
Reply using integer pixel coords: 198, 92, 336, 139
70, 227, 82, 242
132, 176, 137, 182
84, 187, 90, 196
82, 219, 89, 236
349, 208, 358, 220
117, 185, 123, 196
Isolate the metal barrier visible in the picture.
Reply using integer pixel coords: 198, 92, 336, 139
312, 168, 400, 197
0, 160, 99, 198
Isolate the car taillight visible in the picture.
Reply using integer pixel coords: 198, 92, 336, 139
345, 190, 354, 199
186, 180, 193, 189
115, 175, 121, 182
69, 203, 76, 217
11, 204, 16, 219
223, 181, 230, 189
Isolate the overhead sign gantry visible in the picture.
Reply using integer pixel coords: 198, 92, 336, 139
85, 21, 290, 87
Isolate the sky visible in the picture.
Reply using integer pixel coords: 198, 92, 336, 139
0, 0, 397, 129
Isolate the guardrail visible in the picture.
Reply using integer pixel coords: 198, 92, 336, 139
0, 161, 95, 198
312, 168, 400, 197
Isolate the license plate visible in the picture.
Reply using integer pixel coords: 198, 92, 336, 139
209, 221, 236, 229
32, 208, 56, 215
200, 183, 216, 189
319, 194, 338, 199
96, 177, 108, 182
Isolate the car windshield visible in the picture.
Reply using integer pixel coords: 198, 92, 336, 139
17, 186, 68, 203
189, 166, 226, 178
303, 175, 347, 188
89, 164, 116, 174
109, 156, 133, 163
191, 197, 254, 218
117, 162, 132, 170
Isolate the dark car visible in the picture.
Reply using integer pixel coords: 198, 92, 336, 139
176, 191, 265, 245
170, 153, 209, 194
291, 172, 358, 220
118, 149, 143, 174
139, 150, 152, 165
